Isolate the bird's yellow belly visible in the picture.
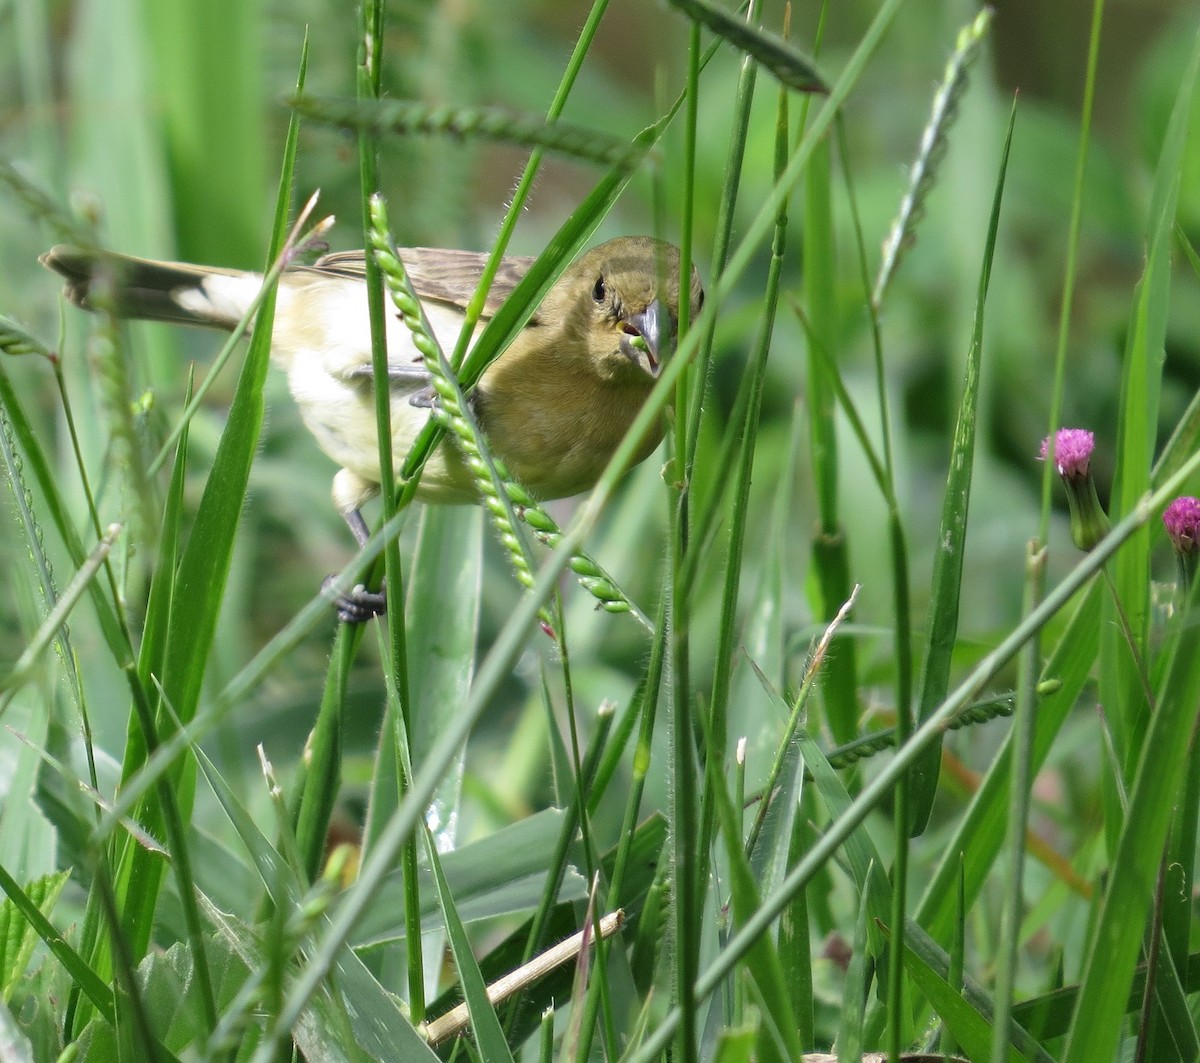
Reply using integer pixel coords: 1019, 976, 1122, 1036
285, 352, 476, 503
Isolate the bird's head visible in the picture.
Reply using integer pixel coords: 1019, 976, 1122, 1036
546, 236, 705, 383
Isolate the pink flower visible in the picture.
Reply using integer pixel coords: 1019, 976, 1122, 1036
1039, 428, 1094, 482
1163, 497, 1200, 586
1163, 497, 1200, 552
1040, 428, 1108, 550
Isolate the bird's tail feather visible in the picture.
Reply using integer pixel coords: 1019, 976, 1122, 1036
40, 246, 260, 331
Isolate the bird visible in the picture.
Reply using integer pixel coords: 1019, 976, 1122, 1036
42, 236, 704, 617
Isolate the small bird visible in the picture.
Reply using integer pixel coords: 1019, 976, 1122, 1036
43, 236, 703, 615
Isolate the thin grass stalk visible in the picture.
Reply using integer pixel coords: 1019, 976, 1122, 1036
836, 866, 873, 1062
572, 593, 670, 1062
990, 540, 1047, 1061
908, 87, 1016, 834
696, 704, 801, 1063
504, 694, 614, 1027
551, 649, 606, 907
385, 0, 613, 508
368, 199, 550, 634
667, 284, 701, 1058
676, 22, 699, 424
0, 353, 121, 665
704, 69, 791, 888
799, 6, 862, 748
745, 590, 858, 861
0, 862, 114, 1023
291, 97, 639, 170
392, 31, 729, 503
872, 10, 991, 309
292, 630, 353, 881
683, 0, 759, 473
856, 29, 1000, 1021
668, 23, 702, 1063
89, 845, 161, 1059
420, 821, 515, 1063
782, 803, 815, 1046
679, 329, 757, 599
78, 284, 156, 548
355, 0, 426, 1019
804, 134, 839, 530
884, 506, 914, 1059
443, 0, 609, 367
92, 42, 308, 991
937, 857, 966, 1058
585, 681, 645, 813
693, 0, 797, 915
1163, 707, 1200, 995
501, 610, 609, 1047
83, 5, 901, 1041
628, 447, 1200, 1061
0, 329, 130, 691
97, 500, 410, 842
1099, 14, 1196, 782
1039, 0, 1105, 535
0, 422, 101, 699
1063, 561, 1200, 1058
1136, 864, 1169, 1063
123, 677, 219, 1038
264, 474, 617, 1040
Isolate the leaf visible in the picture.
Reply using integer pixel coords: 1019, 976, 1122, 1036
666, 0, 827, 94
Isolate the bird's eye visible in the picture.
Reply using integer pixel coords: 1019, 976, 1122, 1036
593, 275, 606, 303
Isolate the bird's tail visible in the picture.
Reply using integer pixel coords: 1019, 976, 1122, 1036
41, 246, 262, 331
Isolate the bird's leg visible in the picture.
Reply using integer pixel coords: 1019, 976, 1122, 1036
344, 507, 372, 548
323, 472, 388, 623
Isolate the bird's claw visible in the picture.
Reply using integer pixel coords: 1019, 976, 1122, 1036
322, 575, 387, 624
408, 385, 439, 410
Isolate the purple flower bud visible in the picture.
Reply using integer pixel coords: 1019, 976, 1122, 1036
1163, 496, 1200, 585
1039, 428, 1094, 482
1039, 428, 1108, 550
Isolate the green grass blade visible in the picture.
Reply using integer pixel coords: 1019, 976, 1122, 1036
421, 824, 516, 1063
1099, 25, 1200, 779
1064, 583, 1200, 1058
699, 695, 801, 1063
291, 96, 642, 170
0, 861, 114, 1023
908, 95, 1016, 833
665, 0, 828, 93
892, 924, 1034, 1063
913, 581, 1102, 944
835, 866, 873, 1062
105, 37, 308, 972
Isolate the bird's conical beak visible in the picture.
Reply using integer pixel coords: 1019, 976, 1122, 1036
620, 298, 669, 378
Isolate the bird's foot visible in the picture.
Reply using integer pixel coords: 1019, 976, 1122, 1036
408, 385, 438, 409
322, 575, 387, 624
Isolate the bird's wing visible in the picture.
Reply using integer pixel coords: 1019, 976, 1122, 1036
309, 248, 537, 319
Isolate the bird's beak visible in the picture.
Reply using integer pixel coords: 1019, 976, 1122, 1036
619, 298, 669, 378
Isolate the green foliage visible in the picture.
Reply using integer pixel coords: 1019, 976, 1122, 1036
3, 0, 1200, 1059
